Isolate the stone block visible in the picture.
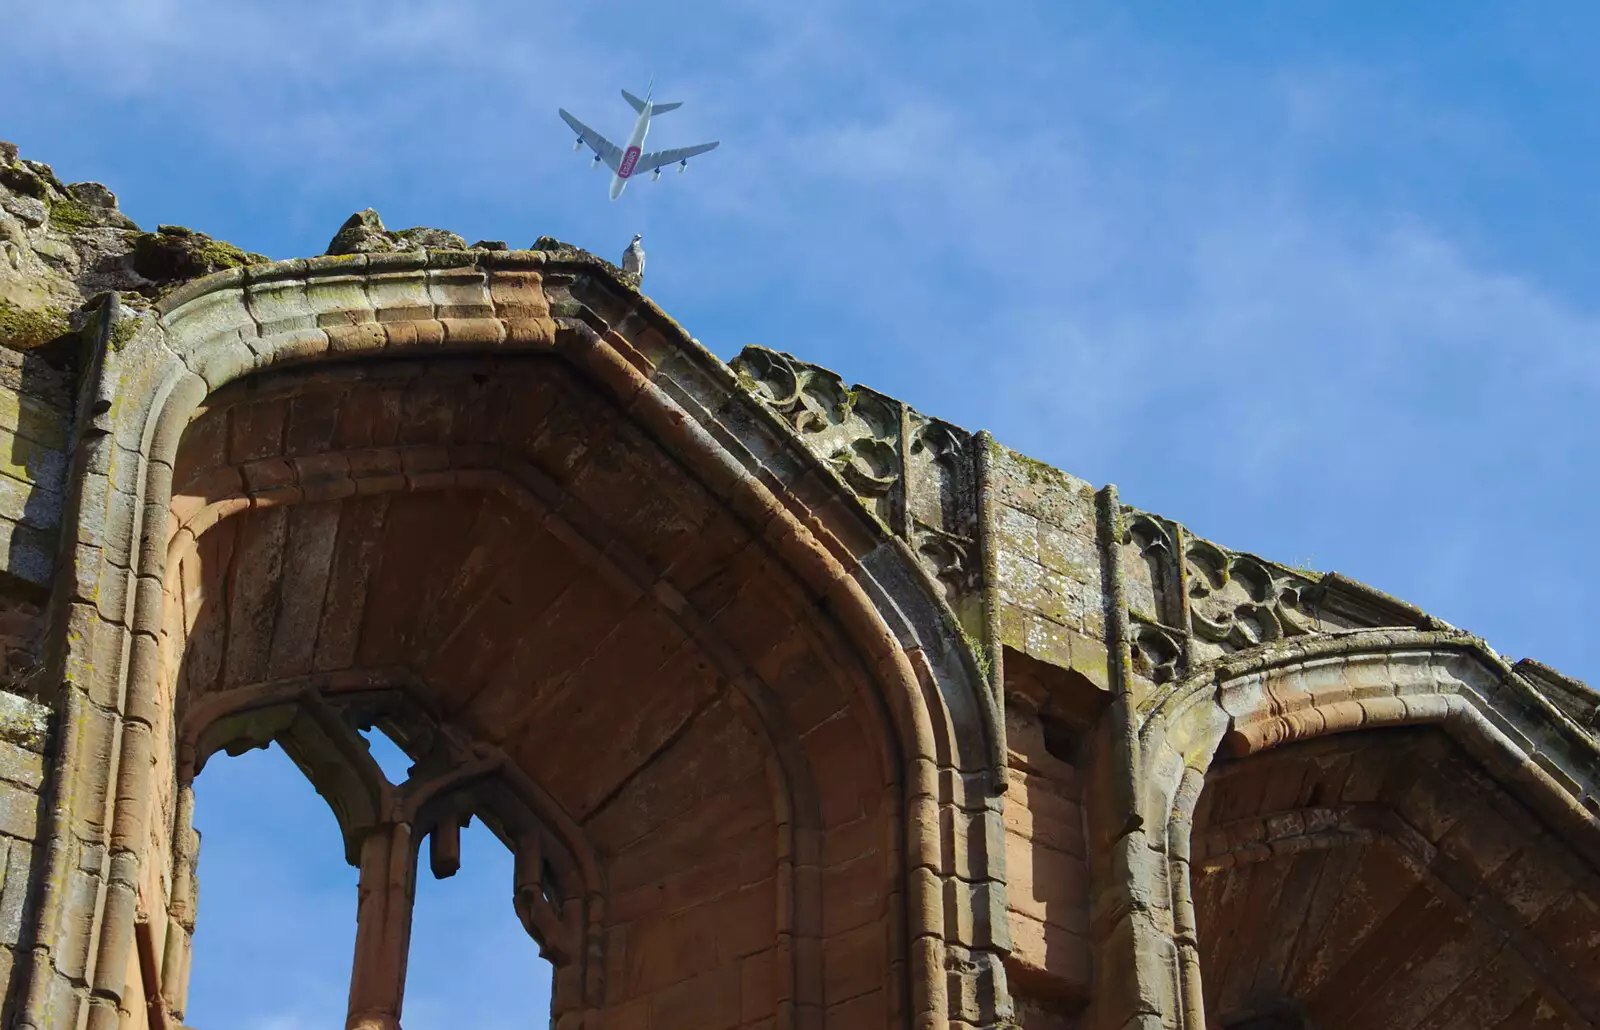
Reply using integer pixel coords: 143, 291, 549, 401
0, 427, 67, 490
740, 949, 777, 1023
0, 837, 31, 945
1023, 615, 1073, 670
1004, 912, 1092, 1001
0, 740, 43, 790
0, 387, 71, 451
162, 277, 255, 347
821, 854, 890, 937
825, 988, 886, 1030
1003, 779, 1086, 859
0, 470, 63, 533
1004, 833, 1089, 926
996, 504, 1041, 564
1038, 520, 1100, 586
366, 270, 433, 322
1000, 602, 1030, 652
0, 691, 48, 752
244, 276, 315, 335
822, 921, 885, 1007
647, 962, 741, 1030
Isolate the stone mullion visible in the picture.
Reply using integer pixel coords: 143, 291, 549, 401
159, 784, 199, 1022
1085, 484, 1183, 1030
346, 822, 418, 1030
897, 400, 914, 540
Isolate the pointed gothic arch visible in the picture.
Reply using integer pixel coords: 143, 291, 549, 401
1127, 629, 1600, 1030
18, 251, 1012, 1030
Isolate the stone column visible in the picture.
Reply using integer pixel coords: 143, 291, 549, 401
346, 822, 417, 1030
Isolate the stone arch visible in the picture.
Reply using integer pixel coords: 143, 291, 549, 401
1135, 629, 1600, 1030
19, 251, 1010, 1029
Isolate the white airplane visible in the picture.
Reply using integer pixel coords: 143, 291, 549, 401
559, 81, 720, 200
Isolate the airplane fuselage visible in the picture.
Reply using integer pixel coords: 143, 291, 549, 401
610, 104, 653, 200
562, 85, 718, 200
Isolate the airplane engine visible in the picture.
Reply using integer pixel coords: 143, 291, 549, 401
573, 138, 583, 152
678, 159, 688, 175
651, 168, 662, 181
591, 154, 602, 168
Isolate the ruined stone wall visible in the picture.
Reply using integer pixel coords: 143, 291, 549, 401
0, 692, 48, 996
0, 137, 1594, 1030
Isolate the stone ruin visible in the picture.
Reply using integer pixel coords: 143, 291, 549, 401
0, 138, 1596, 1030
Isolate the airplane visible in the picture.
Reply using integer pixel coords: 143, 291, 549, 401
559, 80, 720, 200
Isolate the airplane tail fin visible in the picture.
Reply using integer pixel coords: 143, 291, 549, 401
623, 89, 681, 115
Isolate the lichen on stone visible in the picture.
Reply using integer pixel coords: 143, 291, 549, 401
0, 299, 70, 350
44, 197, 96, 232
326, 208, 467, 255
107, 313, 140, 351
530, 236, 640, 288
131, 225, 268, 286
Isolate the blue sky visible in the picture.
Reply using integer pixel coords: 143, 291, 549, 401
4, 2, 1597, 1025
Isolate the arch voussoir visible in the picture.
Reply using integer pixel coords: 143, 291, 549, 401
21, 250, 1010, 1030
1132, 628, 1600, 1030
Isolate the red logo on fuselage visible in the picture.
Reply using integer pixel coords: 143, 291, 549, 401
619, 147, 641, 178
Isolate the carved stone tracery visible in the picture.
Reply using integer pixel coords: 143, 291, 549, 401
732, 346, 983, 605
181, 681, 588, 1029
1184, 538, 1317, 659
1116, 505, 1434, 680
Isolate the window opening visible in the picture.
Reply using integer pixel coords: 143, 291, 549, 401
185, 741, 358, 1029
358, 723, 416, 785
402, 817, 555, 1028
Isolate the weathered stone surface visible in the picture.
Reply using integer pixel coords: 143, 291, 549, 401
0, 137, 1590, 1030
325, 208, 468, 256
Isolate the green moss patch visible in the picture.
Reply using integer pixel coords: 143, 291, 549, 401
45, 198, 96, 231
108, 316, 140, 351
131, 226, 268, 285
0, 300, 70, 350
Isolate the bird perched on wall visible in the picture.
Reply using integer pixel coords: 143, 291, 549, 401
622, 234, 645, 279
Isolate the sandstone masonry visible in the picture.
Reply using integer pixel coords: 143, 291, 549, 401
0, 139, 1595, 1030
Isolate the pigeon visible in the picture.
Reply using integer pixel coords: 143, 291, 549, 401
622, 234, 645, 279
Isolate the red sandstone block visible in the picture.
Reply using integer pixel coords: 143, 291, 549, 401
822, 816, 888, 870
821, 854, 889, 937
740, 949, 776, 1024
823, 921, 885, 1006
1005, 836, 1089, 923
825, 988, 886, 1030
172, 409, 230, 486
647, 963, 742, 1030
596, 998, 649, 1030
227, 399, 288, 464
804, 712, 879, 827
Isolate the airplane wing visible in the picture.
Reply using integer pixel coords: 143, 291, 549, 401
635, 141, 720, 174
559, 109, 622, 172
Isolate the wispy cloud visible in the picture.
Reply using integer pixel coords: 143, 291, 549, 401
6, 3, 1597, 1024
10, 0, 1584, 673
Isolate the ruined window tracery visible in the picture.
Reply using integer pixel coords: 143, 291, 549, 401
177, 690, 585, 1029
186, 742, 357, 1026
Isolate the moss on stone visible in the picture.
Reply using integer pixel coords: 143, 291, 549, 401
195, 237, 266, 269
0, 300, 70, 350
45, 197, 96, 231
108, 315, 140, 351
1012, 450, 1070, 487
961, 627, 994, 684
130, 227, 267, 285
0, 161, 49, 200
